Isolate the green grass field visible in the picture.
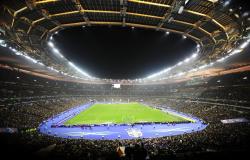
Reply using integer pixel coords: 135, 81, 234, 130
64, 103, 189, 125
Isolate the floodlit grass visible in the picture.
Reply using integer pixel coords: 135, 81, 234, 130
64, 103, 189, 125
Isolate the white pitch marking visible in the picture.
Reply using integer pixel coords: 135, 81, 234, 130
126, 128, 143, 138
64, 131, 118, 136
150, 127, 192, 133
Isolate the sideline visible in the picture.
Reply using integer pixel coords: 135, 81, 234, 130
38, 102, 207, 140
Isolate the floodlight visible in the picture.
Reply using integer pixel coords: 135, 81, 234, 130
178, 6, 184, 14
177, 61, 183, 66
223, 0, 231, 7
48, 41, 54, 47
53, 48, 59, 54
15, 51, 22, 56
191, 53, 198, 58
184, 58, 190, 63
208, 0, 218, 3
209, 62, 214, 66
239, 40, 250, 49
68, 61, 91, 77
231, 49, 242, 55
217, 57, 225, 62
38, 62, 45, 66
68, 61, 73, 66
185, 0, 190, 5
234, 13, 239, 19
177, 72, 184, 76
242, 12, 249, 17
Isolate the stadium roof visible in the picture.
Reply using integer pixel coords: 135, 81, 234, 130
0, 0, 249, 83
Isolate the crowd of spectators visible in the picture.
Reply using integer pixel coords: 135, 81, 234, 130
0, 69, 250, 160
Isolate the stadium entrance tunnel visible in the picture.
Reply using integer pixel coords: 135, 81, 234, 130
38, 102, 207, 140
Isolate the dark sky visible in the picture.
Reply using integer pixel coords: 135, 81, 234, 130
50, 0, 249, 79
53, 26, 196, 79
230, 0, 250, 11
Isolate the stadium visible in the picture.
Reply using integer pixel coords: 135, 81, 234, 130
0, 0, 250, 160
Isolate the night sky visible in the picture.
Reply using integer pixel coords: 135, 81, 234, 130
53, 26, 196, 79
51, 0, 249, 79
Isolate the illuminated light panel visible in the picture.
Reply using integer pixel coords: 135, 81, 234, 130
68, 61, 91, 78
146, 49, 199, 79
223, 0, 231, 7
35, 0, 59, 5
6, 45, 86, 80
145, 38, 250, 81
191, 53, 198, 58
48, 41, 54, 47
207, 0, 219, 3
47, 41, 93, 78
0, 39, 6, 47
128, 0, 170, 8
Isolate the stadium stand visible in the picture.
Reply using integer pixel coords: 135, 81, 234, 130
0, 69, 250, 160
0, 0, 249, 159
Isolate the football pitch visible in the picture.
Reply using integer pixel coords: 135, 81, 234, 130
64, 103, 189, 125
